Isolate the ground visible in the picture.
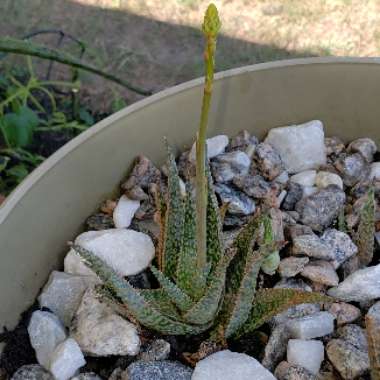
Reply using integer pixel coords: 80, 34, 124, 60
1, 0, 380, 110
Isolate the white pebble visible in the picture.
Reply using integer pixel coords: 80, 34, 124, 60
328, 264, 380, 301
287, 339, 324, 374
290, 170, 317, 187
75, 229, 155, 276
286, 311, 335, 339
48, 338, 85, 380
71, 287, 140, 357
113, 195, 140, 228
192, 350, 276, 380
264, 120, 326, 174
189, 135, 229, 162
28, 311, 67, 369
315, 171, 343, 190
38, 271, 96, 327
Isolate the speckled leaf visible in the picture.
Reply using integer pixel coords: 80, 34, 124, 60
162, 143, 184, 280
357, 187, 375, 267
236, 288, 332, 338
151, 266, 194, 312
176, 192, 206, 300
206, 169, 224, 272
73, 244, 207, 335
183, 248, 235, 325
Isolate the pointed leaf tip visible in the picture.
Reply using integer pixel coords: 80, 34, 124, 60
202, 3, 221, 37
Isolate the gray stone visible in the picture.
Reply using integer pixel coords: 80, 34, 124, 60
275, 171, 290, 185
264, 120, 326, 174
301, 260, 339, 286
262, 324, 290, 370
28, 311, 67, 369
320, 229, 358, 269
70, 287, 140, 357
325, 303, 361, 326
113, 195, 140, 228
233, 174, 274, 199
295, 186, 346, 231
228, 130, 258, 156
11, 365, 53, 380
292, 235, 333, 260
139, 339, 171, 361
286, 312, 335, 339
284, 224, 314, 241
337, 324, 368, 352
315, 171, 343, 190
189, 135, 229, 162
279, 257, 310, 278
334, 153, 369, 187
290, 171, 317, 187
122, 155, 161, 197
287, 339, 324, 375
328, 264, 380, 302
255, 142, 285, 180
125, 361, 192, 380
369, 162, 380, 181
48, 338, 86, 380
211, 151, 251, 182
283, 183, 304, 211
340, 254, 360, 279
347, 138, 377, 163
271, 303, 321, 328
326, 339, 369, 379
275, 362, 315, 380
85, 213, 114, 231
192, 350, 276, 380
274, 278, 313, 292
325, 136, 345, 156
75, 228, 155, 277
71, 374, 102, 380
38, 271, 95, 326
214, 183, 255, 215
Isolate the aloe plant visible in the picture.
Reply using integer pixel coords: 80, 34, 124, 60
357, 187, 375, 267
73, 3, 329, 341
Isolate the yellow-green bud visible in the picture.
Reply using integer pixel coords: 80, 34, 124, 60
202, 3, 221, 37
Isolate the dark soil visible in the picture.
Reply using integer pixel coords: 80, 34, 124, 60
0, 303, 38, 377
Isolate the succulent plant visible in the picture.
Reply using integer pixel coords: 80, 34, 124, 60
356, 187, 375, 267
72, 3, 329, 342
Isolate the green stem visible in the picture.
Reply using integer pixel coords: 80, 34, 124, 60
0, 37, 151, 96
196, 4, 221, 271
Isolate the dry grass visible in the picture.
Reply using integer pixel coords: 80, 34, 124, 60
1, 0, 379, 110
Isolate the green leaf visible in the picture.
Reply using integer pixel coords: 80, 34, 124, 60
6, 164, 29, 182
176, 192, 206, 299
0, 156, 9, 173
357, 187, 375, 267
72, 244, 209, 335
206, 169, 224, 272
183, 249, 235, 325
0, 106, 39, 148
162, 144, 184, 280
236, 288, 332, 338
79, 108, 94, 126
150, 266, 194, 312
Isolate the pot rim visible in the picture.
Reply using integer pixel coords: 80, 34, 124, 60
1, 56, 380, 223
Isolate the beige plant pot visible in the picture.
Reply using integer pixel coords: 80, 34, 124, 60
0, 57, 379, 329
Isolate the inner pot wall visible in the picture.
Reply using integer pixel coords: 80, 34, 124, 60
1, 57, 380, 329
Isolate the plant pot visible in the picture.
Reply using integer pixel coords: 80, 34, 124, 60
1, 57, 380, 330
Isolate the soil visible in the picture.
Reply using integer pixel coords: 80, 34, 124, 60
0, 303, 38, 377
